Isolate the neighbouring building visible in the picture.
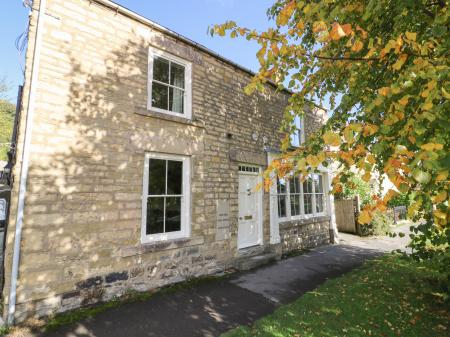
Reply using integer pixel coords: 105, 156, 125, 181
2, 0, 337, 323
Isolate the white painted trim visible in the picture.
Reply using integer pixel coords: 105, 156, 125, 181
290, 115, 305, 147
267, 152, 331, 239
326, 167, 339, 243
8, 0, 47, 325
141, 152, 191, 244
147, 46, 192, 120
237, 166, 264, 249
268, 153, 281, 244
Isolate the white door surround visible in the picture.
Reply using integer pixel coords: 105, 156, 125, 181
237, 165, 263, 249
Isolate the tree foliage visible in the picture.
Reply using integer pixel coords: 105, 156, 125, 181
335, 173, 372, 207
0, 100, 15, 161
211, 0, 449, 257
0, 78, 15, 161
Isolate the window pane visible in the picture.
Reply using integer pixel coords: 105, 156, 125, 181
303, 176, 313, 193
294, 115, 302, 129
316, 194, 324, 213
277, 178, 287, 194
314, 174, 323, 193
290, 132, 300, 147
152, 82, 168, 110
165, 197, 181, 232
169, 87, 184, 114
153, 56, 169, 83
290, 194, 300, 216
304, 194, 313, 214
278, 195, 286, 218
167, 160, 182, 195
148, 159, 166, 195
146, 197, 164, 234
170, 62, 185, 88
289, 177, 300, 193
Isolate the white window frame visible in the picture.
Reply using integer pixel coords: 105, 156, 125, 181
273, 172, 328, 222
141, 152, 191, 244
147, 47, 193, 119
268, 153, 332, 245
290, 115, 305, 148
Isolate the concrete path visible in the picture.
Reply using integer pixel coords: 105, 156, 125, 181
31, 227, 410, 337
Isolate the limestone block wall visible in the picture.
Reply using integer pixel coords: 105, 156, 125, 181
279, 217, 331, 254
2, 0, 328, 322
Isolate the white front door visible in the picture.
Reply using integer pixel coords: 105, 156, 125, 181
238, 166, 262, 249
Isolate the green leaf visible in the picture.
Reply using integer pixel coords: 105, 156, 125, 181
412, 169, 431, 184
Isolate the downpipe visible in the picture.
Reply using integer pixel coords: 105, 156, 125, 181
7, 0, 47, 325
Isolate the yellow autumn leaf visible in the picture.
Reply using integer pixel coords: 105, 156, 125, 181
367, 154, 376, 164
398, 96, 409, 106
422, 101, 433, 110
374, 97, 384, 106
405, 31, 417, 41
436, 170, 448, 181
323, 131, 341, 147
421, 143, 443, 151
277, 1, 295, 26
349, 123, 363, 132
341, 23, 353, 36
363, 124, 379, 136
312, 20, 327, 33
330, 22, 346, 40
358, 210, 372, 224
433, 210, 447, 220
351, 40, 364, 52
378, 87, 391, 96
297, 158, 307, 170
392, 54, 408, 70
442, 87, 450, 99
383, 189, 399, 203
362, 171, 371, 182
432, 191, 447, 203
306, 155, 321, 168
343, 127, 355, 143
317, 151, 327, 163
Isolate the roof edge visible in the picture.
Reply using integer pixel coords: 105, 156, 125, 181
89, 0, 326, 111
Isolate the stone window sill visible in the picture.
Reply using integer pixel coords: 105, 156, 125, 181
120, 236, 205, 258
279, 215, 331, 229
134, 107, 205, 128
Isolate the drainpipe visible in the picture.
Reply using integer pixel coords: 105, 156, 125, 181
7, 0, 47, 325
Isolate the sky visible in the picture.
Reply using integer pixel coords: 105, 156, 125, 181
0, 0, 275, 102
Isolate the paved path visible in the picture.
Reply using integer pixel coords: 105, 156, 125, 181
32, 227, 410, 337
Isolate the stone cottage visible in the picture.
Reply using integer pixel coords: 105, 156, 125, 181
2, 0, 337, 323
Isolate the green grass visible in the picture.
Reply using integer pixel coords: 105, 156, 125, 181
222, 254, 449, 337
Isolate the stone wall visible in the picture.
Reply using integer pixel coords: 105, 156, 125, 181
2, 0, 328, 322
279, 217, 331, 254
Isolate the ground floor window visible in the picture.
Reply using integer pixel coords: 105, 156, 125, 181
141, 153, 190, 242
275, 173, 326, 220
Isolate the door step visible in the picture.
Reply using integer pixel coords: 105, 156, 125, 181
235, 252, 278, 271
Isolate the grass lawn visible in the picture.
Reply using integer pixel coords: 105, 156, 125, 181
222, 254, 449, 337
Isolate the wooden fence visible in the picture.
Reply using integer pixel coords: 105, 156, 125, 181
335, 198, 358, 233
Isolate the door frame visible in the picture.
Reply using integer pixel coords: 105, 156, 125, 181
237, 164, 264, 250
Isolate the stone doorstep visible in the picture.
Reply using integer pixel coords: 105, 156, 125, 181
234, 252, 279, 271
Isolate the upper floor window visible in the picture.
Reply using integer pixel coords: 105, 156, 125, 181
276, 173, 326, 220
141, 153, 191, 243
148, 47, 192, 119
290, 115, 305, 147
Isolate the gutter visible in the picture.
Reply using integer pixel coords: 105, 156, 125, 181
7, 0, 47, 325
